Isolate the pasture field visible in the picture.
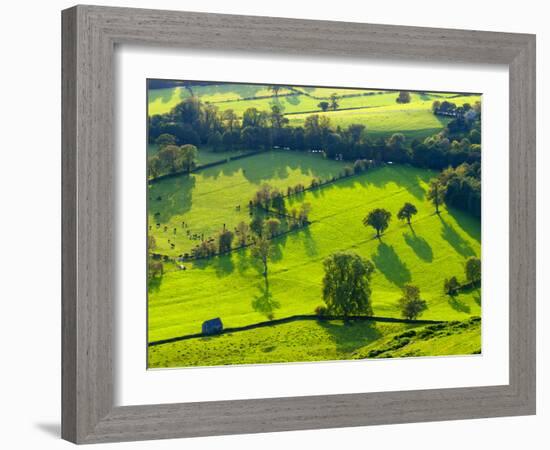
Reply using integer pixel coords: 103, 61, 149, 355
149, 317, 480, 368
148, 81, 480, 142
148, 151, 481, 366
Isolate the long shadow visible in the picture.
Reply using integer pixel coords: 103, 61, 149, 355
147, 274, 163, 293
301, 225, 318, 258
148, 175, 196, 224
193, 253, 235, 277
448, 295, 471, 314
251, 278, 280, 318
318, 320, 383, 353
439, 216, 476, 257
371, 241, 411, 287
447, 206, 481, 242
403, 230, 433, 262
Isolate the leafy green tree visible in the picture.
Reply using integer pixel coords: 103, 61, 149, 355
251, 234, 272, 278
396, 91, 411, 104
444, 276, 460, 296
270, 85, 281, 97
270, 105, 288, 129
253, 184, 273, 209
250, 216, 264, 237
298, 202, 312, 225
157, 144, 181, 172
465, 257, 481, 285
427, 178, 446, 214
235, 221, 250, 246
180, 144, 198, 173
271, 190, 286, 214
264, 218, 281, 238
207, 130, 222, 151
318, 101, 329, 112
363, 208, 392, 238
218, 229, 234, 253
329, 93, 339, 111
155, 133, 177, 148
397, 202, 418, 225
221, 109, 239, 132
147, 155, 162, 178
148, 260, 164, 278
322, 252, 375, 319
398, 284, 428, 320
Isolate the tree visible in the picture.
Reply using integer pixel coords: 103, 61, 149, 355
155, 133, 177, 148
207, 130, 222, 151
298, 202, 312, 225
250, 216, 264, 237
444, 276, 460, 296
264, 218, 281, 238
398, 284, 428, 320
251, 234, 271, 277
363, 208, 392, 238
322, 252, 375, 319
270, 85, 281, 98
148, 260, 164, 279
147, 235, 157, 252
253, 184, 273, 209
157, 144, 181, 173
218, 229, 234, 253
235, 221, 250, 246
396, 91, 411, 104
329, 93, 339, 111
397, 202, 418, 225
427, 178, 446, 214
270, 190, 286, 214
180, 144, 198, 173
318, 101, 329, 112
221, 109, 239, 132
465, 257, 481, 285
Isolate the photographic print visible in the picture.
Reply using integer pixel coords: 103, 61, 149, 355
146, 80, 482, 369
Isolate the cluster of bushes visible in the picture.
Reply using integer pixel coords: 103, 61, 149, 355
435, 162, 481, 218
147, 141, 198, 178
443, 256, 481, 295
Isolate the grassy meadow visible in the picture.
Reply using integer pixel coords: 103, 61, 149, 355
147, 81, 482, 368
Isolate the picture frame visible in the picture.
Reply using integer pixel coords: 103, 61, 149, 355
61, 4, 536, 444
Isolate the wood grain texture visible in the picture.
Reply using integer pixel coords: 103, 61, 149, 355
61, 5, 536, 444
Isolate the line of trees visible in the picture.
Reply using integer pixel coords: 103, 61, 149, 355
319, 251, 429, 321
148, 95, 482, 178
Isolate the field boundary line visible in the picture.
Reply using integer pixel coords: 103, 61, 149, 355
149, 314, 447, 347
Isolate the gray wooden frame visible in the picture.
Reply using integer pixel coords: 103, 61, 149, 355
61, 4, 536, 444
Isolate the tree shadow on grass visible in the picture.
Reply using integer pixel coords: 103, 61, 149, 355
148, 175, 196, 224
371, 242, 411, 287
193, 253, 235, 277
318, 320, 382, 353
251, 278, 280, 319
447, 206, 481, 242
147, 275, 163, 293
301, 226, 318, 258
403, 230, 433, 262
439, 216, 476, 258
447, 295, 471, 314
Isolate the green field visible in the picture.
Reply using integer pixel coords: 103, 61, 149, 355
149, 318, 481, 368
148, 151, 481, 366
148, 83, 480, 141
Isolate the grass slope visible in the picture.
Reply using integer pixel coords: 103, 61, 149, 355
148, 152, 481, 352
148, 317, 480, 367
148, 82, 480, 142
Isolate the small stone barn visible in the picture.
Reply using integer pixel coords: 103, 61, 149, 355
202, 317, 223, 335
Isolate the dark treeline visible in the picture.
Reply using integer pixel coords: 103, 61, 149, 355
148, 95, 482, 216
